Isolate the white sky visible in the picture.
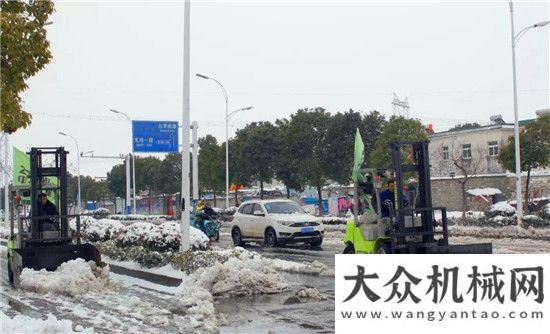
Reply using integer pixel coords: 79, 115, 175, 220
10, 0, 550, 177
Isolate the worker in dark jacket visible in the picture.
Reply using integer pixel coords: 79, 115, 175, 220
36, 193, 59, 231
379, 180, 396, 218
380, 180, 409, 218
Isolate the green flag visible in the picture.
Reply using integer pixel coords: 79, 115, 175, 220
352, 128, 364, 182
13, 147, 30, 187
12, 147, 56, 203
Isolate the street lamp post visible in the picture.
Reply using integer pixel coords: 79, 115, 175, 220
509, 0, 549, 225
59, 132, 81, 214
110, 108, 136, 214
195, 73, 229, 208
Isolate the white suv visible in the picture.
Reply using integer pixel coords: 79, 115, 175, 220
231, 199, 324, 247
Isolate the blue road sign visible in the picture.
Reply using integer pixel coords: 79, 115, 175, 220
132, 120, 179, 153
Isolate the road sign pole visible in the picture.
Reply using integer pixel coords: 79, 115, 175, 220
132, 153, 136, 214
180, 0, 191, 252
125, 154, 131, 214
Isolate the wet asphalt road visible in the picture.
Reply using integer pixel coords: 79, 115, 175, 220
218, 227, 343, 268
216, 227, 341, 333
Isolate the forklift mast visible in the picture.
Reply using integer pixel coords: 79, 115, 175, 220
29, 147, 69, 242
390, 141, 436, 244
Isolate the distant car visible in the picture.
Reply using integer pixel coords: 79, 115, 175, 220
231, 199, 324, 248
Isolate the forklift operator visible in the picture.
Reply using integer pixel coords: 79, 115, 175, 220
36, 193, 60, 231
380, 180, 408, 218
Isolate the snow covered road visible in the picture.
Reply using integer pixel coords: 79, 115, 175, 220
3, 223, 549, 334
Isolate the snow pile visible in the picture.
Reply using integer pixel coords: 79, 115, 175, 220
0, 311, 93, 334
224, 247, 333, 276
115, 221, 209, 251
489, 201, 516, 215
170, 248, 288, 333
20, 259, 111, 297
194, 256, 287, 297
173, 246, 333, 277
467, 188, 502, 197
268, 258, 333, 276
296, 287, 327, 300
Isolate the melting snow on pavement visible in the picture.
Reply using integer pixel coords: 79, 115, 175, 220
168, 246, 333, 333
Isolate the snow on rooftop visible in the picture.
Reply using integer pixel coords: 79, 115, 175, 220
467, 187, 502, 197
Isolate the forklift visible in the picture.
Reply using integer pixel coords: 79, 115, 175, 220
7, 147, 102, 287
343, 141, 492, 254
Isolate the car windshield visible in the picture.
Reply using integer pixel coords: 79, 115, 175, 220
264, 201, 305, 214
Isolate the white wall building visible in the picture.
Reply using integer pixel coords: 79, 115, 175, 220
428, 116, 514, 178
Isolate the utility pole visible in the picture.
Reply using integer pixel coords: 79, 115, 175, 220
508, 0, 549, 225
191, 121, 199, 201
180, 0, 191, 251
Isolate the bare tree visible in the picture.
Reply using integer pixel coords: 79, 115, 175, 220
431, 144, 485, 217
450, 147, 485, 218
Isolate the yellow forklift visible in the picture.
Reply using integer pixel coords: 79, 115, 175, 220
7, 147, 102, 287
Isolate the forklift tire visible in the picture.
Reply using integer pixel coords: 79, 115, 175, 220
375, 242, 390, 254
7, 262, 13, 285
343, 243, 355, 254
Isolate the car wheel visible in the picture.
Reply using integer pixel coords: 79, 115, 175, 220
343, 243, 355, 254
264, 228, 277, 247
375, 241, 390, 254
232, 227, 243, 246
309, 238, 323, 248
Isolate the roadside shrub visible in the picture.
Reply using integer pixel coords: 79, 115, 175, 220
485, 201, 516, 218
523, 215, 550, 229
92, 208, 111, 219
136, 251, 171, 268
171, 250, 231, 274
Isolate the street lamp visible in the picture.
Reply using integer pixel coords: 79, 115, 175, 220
110, 108, 136, 214
59, 132, 81, 214
228, 106, 253, 119
509, 1, 549, 225
195, 73, 230, 207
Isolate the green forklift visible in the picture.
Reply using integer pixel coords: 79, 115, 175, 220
7, 147, 102, 287
343, 140, 492, 254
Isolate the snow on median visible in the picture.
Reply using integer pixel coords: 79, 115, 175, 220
0, 311, 93, 334
20, 258, 111, 297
